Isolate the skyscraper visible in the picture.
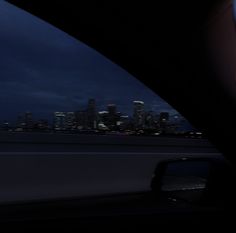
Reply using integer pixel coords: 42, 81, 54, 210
133, 101, 145, 129
17, 114, 25, 130
65, 112, 75, 130
160, 112, 169, 122
107, 104, 117, 116
145, 111, 155, 129
54, 112, 66, 131
119, 115, 130, 131
24, 112, 33, 131
159, 112, 170, 134
87, 99, 97, 129
107, 104, 118, 129
75, 110, 88, 130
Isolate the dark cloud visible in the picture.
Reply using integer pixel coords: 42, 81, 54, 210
0, 1, 176, 123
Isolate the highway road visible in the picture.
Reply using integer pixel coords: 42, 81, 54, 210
0, 132, 219, 153
0, 132, 223, 204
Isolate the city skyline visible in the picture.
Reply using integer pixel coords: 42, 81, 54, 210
0, 98, 179, 125
0, 98, 196, 137
0, 1, 176, 123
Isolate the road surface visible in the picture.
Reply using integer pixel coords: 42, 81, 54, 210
0, 132, 222, 204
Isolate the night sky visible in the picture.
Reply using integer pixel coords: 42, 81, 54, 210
0, 0, 177, 123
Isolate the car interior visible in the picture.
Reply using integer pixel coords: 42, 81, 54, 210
0, 0, 235, 231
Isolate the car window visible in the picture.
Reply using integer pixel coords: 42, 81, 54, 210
0, 0, 225, 207
0, 0, 201, 144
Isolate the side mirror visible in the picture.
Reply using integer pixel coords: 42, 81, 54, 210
151, 157, 234, 206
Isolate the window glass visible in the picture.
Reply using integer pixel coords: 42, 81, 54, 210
0, 1, 200, 140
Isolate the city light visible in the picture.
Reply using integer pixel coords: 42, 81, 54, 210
0, 98, 200, 137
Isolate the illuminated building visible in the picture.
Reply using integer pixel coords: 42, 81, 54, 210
159, 112, 170, 134
65, 112, 75, 130
107, 104, 118, 129
75, 111, 88, 130
34, 119, 49, 131
54, 112, 66, 130
133, 101, 145, 129
87, 99, 97, 129
160, 112, 169, 122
